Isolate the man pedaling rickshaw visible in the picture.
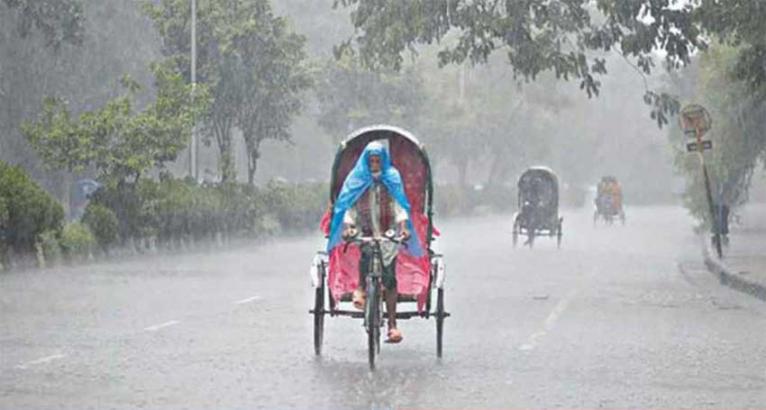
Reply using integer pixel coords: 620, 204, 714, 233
595, 176, 624, 223
327, 141, 422, 344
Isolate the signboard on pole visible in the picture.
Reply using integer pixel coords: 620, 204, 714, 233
686, 140, 713, 152
678, 103, 722, 258
679, 104, 713, 152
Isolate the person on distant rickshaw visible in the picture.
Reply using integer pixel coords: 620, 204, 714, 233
596, 176, 622, 212
326, 141, 423, 344
609, 179, 623, 211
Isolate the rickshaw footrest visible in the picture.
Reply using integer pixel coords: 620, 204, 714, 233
311, 309, 450, 320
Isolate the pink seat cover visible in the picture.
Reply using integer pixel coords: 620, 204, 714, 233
320, 210, 436, 311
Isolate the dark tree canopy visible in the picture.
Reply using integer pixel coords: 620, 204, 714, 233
2, 0, 85, 49
335, 1, 701, 95
334, 0, 766, 125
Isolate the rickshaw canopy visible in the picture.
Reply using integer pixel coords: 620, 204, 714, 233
329, 125, 434, 244
321, 125, 437, 309
518, 166, 560, 210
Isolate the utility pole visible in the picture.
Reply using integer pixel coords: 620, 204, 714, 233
189, 0, 198, 180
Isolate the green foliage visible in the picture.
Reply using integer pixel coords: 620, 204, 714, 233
434, 184, 516, 217
82, 203, 118, 250
316, 52, 424, 138
144, 0, 311, 183
0, 160, 64, 252
0, 196, 8, 227
257, 180, 327, 231
86, 176, 326, 248
694, 1, 766, 92
334, 1, 699, 98
60, 222, 95, 261
333, 0, 766, 127
39, 229, 63, 266
221, 1, 313, 184
1, 0, 85, 49
22, 64, 208, 185
0, 0, 163, 200
670, 44, 766, 226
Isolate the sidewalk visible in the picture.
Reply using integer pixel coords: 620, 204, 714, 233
704, 204, 766, 301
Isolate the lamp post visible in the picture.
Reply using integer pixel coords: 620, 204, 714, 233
189, 0, 198, 180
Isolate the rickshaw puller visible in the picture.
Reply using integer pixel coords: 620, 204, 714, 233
335, 142, 414, 344
343, 147, 409, 343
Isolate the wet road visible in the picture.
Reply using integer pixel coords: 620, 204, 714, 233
2, 205, 765, 409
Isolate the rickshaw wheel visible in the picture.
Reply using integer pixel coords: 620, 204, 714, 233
556, 221, 563, 248
436, 288, 445, 358
366, 282, 380, 371
313, 282, 325, 356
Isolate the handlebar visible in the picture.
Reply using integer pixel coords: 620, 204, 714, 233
346, 235, 407, 245
342, 228, 409, 248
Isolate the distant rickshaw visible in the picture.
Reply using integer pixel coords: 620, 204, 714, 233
594, 176, 625, 226
512, 167, 563, 248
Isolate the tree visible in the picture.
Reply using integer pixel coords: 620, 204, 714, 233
22, 64, 207, 240
0, 160, 64, 254
0, 0, 162, 205
316, 52, 425, 139
143, 0, 311, 183
1, 0, 85, 49
221, 0, 312, 185
333, 0, 766, 126
667, 45, 766, 226
22, 64, 207, 185
334, 0, 706, 124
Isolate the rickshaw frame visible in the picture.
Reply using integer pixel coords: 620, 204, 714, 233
310, 125, 449, 368
593, 176, 626, 226
511, 166, 563, 248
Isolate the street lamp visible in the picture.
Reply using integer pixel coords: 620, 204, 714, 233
189, 0, 198, 180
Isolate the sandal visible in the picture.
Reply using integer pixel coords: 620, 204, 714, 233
385, 328, 403, 344
352, 289, 366, 310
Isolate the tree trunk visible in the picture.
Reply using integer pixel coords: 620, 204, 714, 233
486, 148, 509, 188
216, 136, 234, 183
219, 147, 234, 183
456, 157, 469, 189
214, 118, 234, 183
247, 143, 260, 186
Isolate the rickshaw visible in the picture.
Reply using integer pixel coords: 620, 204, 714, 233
309, 125, 448, 370
512, 166, 563, 248
593, 175, 625, 225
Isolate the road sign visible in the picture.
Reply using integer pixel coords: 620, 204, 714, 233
686, 140, 713, 152
680, 104, 712, 137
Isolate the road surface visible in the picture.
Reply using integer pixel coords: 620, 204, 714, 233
2, 205, 765, 409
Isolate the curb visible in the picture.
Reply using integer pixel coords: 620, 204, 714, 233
702, 240, 766, 302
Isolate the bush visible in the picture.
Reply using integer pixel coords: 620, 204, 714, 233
84, 176, 328, 249
0, 160, 64, 253
259, 180, 327, 232
39, 229, 63, 266
82, 203, 119, 251
60, 222, 95, 262
434, 185, 470, 217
